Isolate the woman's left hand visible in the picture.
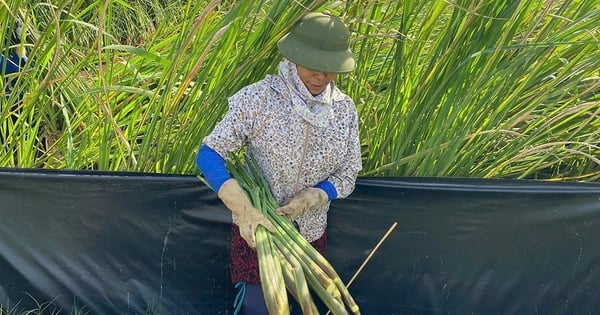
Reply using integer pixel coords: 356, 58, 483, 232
275, 187, 328, 219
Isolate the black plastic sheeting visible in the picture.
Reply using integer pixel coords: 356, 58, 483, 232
1, 168, 600, 314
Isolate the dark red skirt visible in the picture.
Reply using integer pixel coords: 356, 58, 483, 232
230, 224, 328, 284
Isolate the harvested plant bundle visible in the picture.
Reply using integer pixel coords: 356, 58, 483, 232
228, 154, 360, 315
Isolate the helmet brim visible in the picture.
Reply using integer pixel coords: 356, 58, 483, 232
278, 33, 356, 74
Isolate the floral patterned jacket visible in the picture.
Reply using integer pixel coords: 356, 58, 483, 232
203, 60, 362, 242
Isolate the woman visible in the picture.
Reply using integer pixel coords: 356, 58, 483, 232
196, 11, 362, 314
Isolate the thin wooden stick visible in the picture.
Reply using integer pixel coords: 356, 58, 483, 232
326, 221, 398, 314
346, 221, 398, 288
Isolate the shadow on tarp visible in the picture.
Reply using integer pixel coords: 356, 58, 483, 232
1, 168, 600, 314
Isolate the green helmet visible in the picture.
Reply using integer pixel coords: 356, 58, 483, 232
277, 12, 356, 74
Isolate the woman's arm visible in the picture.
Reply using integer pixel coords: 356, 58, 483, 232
196, 144, 231, 192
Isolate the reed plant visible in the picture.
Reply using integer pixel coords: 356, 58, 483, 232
229, 153, 360, 314
0, 0, 598, 181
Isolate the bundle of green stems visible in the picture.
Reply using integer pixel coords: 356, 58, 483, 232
228, 154, 360, 315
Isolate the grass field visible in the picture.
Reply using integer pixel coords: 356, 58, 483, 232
1, 0, 599, 181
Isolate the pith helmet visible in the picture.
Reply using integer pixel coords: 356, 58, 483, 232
277, 12, 355, 73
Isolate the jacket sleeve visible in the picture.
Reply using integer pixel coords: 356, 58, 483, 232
202, 83, 260, 159
0, 53, 27, 74
327, 101, 362, 199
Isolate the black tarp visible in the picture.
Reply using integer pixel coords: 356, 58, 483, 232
1, 168, 600, 314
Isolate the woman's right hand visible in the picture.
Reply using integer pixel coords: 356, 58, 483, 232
218, 179, 275, 248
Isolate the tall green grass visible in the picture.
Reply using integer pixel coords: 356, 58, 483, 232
1, 0, 598, 181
